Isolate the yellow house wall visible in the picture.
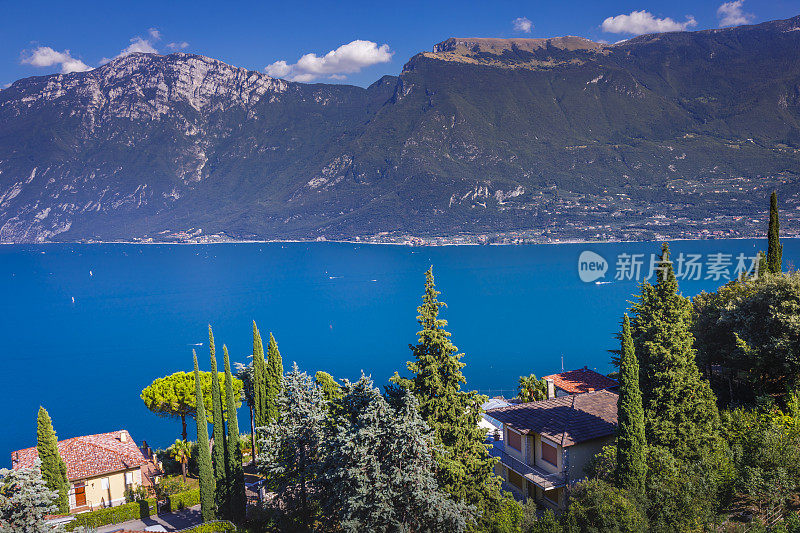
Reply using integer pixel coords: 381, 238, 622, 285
566, 436, 614, 482
71, 468, 142, 509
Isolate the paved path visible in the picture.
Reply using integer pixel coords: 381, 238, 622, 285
96, 504, 202, 532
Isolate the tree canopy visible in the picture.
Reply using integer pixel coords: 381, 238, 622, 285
694, 272, 800, 404
518, 374, 548, 402
391, 267, 503, 526
258, 363, 326, 531
35, 407, 69, 514
629, 243, 721, 460
140, 370, 243, 440
0, 459, 71, 533
767, 191, 783, 274
192, 350, 216, 522
615, 314, 646, 497
321, 374, 473, 533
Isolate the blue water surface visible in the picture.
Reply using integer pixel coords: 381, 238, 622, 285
1, 239, 794, 463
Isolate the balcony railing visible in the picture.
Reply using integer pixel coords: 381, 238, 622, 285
488, 439, 566, 490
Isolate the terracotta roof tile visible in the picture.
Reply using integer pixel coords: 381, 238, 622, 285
486, 389, 618, 447
543, 368, 618, 394
11, 430, 147, 481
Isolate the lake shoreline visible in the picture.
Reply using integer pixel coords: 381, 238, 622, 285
2, 235, 794, 247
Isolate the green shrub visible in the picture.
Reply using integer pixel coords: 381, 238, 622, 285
166, 487, 201, 512
153, 476, 189, 500
177, 521, 238, 532
65, 497, 157, 530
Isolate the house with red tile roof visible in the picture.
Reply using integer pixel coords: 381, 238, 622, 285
542, 367, 618, 398
485, 389, 618, 509
12, 430, 150, 512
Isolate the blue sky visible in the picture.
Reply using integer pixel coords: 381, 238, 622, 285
1, 0, 798, 88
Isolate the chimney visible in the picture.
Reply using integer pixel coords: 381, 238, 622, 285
119, 431, 127, 443
545, 378, 555, 399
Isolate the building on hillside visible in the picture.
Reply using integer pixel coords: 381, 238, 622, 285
12, 430, 152, 512
479, 398, 510, 435
486, 389, 618, 509
542, 366, 618, 398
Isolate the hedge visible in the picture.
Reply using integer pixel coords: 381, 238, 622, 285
165, 487, 201, 512
175, 521, 238, 532
65, 497, 157, 530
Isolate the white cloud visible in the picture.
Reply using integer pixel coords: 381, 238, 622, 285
167, 41, 189, 51
513, 17, 533, 33
265, 40, 393, 82
118, 36, 159, 57
601, 10, 697, 35
717, 1, 754, 27
21, 46, 92, 74
99, 34, 161, 64
148, 28, 161, 41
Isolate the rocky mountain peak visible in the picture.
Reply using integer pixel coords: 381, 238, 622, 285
432, 36, 605, 55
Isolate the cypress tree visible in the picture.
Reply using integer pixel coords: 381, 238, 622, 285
193, 349, 216, 521
757, 251, 767, 278
392, 267, 501, 522
223, 345, 247, 523
630, 243, 720, 460
767, 191, 782, 274
265, 333, 284, 423
208, 326, 228, 514
615, 314, 647, 496
35, 407, 69, 514
252, 322, 268, 429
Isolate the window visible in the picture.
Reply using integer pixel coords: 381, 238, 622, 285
541, 440, 558, 466
125, 472, 134, 485
101, 477, 109, 490
507, 469, 524, 490
507, 429, 522, 451
543, 488, 559, 505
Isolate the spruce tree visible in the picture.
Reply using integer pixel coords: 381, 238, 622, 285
193, 350, 216, 521
392, 267, 501, 522
615, 314, 646, 496
0, 458, 70, 533
258, 364, 326, 530
35, 407, 69, 514
208, 326, 228, 515
252, 322, 268, 429
321, 375, 473, 532
223, 345, 246, 523
265, 333, 284, 423
630, 243, 721, 460
767, 191, 782, 274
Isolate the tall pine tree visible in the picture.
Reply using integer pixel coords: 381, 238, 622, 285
208, 326, 228, 514
35, 407, 69, 514
630, 243, 720, 460
767, 191, 782, 274
615, 314, 646, 496
252, 322, 268, 430
193, 349, 216, 521
392, 267, 501, 523
265, 333, 284, 424
223, 345, 246, 523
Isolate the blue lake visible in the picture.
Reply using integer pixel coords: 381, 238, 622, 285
1, 239, 794, 462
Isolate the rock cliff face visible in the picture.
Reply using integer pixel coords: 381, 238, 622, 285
1, 16, 800, 243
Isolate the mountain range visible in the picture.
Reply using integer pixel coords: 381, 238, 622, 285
2, 16, 800, 244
